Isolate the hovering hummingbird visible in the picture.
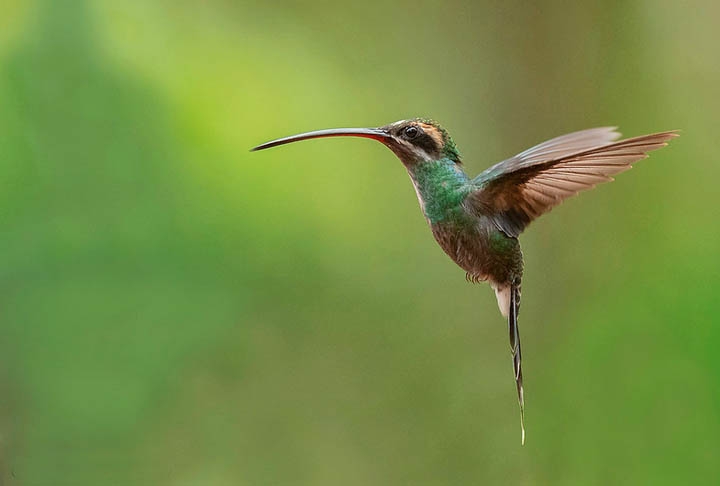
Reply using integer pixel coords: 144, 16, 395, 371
252, 119, 677, 444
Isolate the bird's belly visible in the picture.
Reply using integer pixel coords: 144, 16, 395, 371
430, 220, 523, 285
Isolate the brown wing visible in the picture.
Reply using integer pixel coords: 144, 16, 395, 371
468, 130, 679, 237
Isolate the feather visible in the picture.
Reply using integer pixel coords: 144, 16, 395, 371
509, 283, 524, 445
468, 129, 679, 237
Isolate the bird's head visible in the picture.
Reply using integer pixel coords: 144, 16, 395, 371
252, 118, 461, 165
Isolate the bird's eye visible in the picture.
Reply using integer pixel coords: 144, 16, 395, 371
404, 126, 419, 139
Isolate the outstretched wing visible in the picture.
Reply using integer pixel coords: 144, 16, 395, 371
468, 128, 679, 237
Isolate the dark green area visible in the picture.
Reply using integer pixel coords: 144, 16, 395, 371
1, 0, 718, 484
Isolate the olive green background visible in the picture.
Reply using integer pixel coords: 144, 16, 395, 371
1, 0, 718, 484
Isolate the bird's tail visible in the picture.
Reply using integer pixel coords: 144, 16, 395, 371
509, 282, 524, 445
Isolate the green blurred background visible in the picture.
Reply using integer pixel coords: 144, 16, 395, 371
1, 0, 718, 484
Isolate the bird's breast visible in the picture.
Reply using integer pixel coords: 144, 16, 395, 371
430, 219, 523, 285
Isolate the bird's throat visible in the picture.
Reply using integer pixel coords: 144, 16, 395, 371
407, 157, 471, 224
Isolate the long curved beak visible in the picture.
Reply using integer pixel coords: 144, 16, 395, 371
251, 127, 391, 151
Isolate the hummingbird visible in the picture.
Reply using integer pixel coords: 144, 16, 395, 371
252, 119, 678, 444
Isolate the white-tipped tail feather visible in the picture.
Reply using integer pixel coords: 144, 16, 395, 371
493, 284, 512, 318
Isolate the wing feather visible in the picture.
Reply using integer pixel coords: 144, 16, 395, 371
468, 129, 678, 237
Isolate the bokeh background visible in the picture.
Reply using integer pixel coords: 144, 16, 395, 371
1, 0, 719, 484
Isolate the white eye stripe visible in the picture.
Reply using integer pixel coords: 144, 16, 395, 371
399, 139, 432, 161
416, 148, 432, 161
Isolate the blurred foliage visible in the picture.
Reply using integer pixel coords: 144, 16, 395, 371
0, 0, 718, 484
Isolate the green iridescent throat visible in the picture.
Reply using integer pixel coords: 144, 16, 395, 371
408, 157, 471, 224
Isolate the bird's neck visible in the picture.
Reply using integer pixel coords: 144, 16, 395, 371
407, 157, 471, 224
